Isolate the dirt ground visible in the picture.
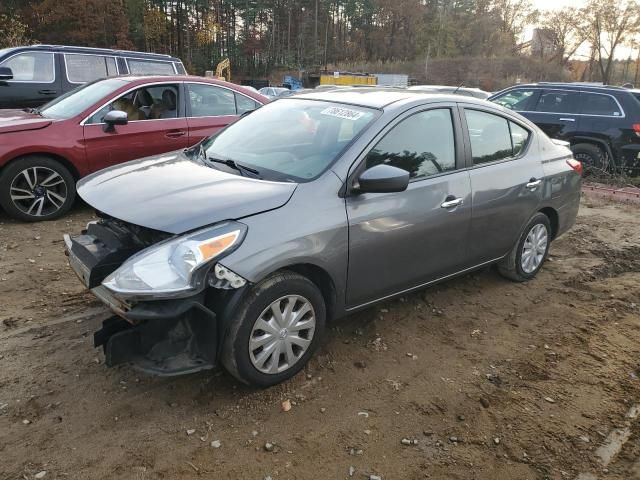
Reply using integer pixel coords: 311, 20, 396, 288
1, 196, 639, 480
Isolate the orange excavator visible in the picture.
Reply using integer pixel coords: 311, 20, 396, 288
215, 58, 230, 82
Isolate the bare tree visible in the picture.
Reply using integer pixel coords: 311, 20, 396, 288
584, 0, 640, 84
0, 14, 31, 48
539, 7, 587, 66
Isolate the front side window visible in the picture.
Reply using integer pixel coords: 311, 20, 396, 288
65, 54, 117, 83
0, 52, 54, 82
465, 109, 531, 164
580, 93, 622, 116
364, 109, 456, 179
202, 99, 378, 182
491, 89, 537, 111
535, 90, 580, 114
188, 83, 236, 117
87, 84, 179, 123
127, 59, 175, 75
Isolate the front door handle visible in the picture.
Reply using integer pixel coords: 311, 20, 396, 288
38, 89, 57, 95
441, 197, 464, 209
166, 130, 186, 138
526, 178, 542, 189
559, 118, 575, 122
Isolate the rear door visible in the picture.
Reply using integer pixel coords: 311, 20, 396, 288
0, 50, 61, 108
526, 89, 580, 140
345, 104, 472, 308
82, 82, 189, 172
461, 106, 544, 264
61, 53, 119, 94
185, 82, 260, 143
577, 91, 626, 149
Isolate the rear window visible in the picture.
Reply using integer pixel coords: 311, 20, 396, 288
65, 54, 118, 83
580, 93, 622, 116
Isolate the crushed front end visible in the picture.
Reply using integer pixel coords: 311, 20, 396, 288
64, 214, 248, 376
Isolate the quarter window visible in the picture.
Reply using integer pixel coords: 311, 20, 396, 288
580, 93, 622, 116
510, 122, 530, 156
0, 52, 54, 82
188, 83, 236, 117
65, 54, 117, 83
491, 89, 537, 111
365, 108, 456, 180
235, 93, 259, 115
127, 59, 175, 75
535, 90, 580, 113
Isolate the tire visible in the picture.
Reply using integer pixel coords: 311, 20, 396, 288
498, 212, 551, 282
221, 271, 326, 387
0, 156, 76, 221
571, 143, 605, 174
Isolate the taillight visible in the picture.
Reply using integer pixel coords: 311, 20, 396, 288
567, 158, 583, 175
633, 123, 640, 134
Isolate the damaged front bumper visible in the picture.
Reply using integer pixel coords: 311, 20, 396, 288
64, 222, 246, 376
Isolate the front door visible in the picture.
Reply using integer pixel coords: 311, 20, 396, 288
82, 82, 190, 172
461, 106, 544, 264
0, 51, 61, 108
345, 106, 471, 308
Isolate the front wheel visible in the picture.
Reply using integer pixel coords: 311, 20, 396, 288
498, 212, 551, 282
0, 156, 76, 221
221, 271, 326, 387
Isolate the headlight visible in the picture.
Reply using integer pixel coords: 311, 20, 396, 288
102, 221, 247, 298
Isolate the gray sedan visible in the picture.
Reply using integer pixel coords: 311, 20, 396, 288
65, 89, 582, 386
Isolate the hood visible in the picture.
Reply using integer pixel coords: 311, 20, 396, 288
0, 109, 53, 134
77, 150, 298, 234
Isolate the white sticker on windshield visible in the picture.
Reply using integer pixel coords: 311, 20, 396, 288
320, 106, 364, 121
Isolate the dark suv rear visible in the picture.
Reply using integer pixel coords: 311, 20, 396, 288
489, 83, 640, 173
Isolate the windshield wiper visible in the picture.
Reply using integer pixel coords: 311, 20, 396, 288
207, 156, 262, 178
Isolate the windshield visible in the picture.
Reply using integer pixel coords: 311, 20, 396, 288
202, 99, 379, 182
40, 78, 128, 119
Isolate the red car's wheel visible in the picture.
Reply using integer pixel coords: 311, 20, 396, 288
0, 156, 76, 221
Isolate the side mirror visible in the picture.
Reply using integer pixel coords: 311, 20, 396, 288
356, 164, 410, 194
0, 67, 13, 81
103, 110, 128, 132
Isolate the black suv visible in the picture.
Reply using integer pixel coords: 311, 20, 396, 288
0, 45, 186, 109
489, 83, 640, 173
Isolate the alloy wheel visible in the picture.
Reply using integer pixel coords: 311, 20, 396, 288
9, 166, 68, 217
248, 295, 316, 374
521, 223, 548, 274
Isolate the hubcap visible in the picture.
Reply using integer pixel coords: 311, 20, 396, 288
249, 295, 316, 375
521, 223, 548, 274
10, 167, 67, 217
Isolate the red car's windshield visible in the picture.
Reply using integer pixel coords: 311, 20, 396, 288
40, 78, 127, 120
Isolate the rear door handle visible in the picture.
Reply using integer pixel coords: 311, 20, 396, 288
526, 178, 542, 189
38, 89, 57, 95
559, 118, 575, 122
166, 130, 186, 138
441, 197, 464, 209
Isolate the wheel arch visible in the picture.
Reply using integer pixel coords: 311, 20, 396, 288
275, 263, 338, 322
538, 206, 559, 239
569, 137, 615, 168
0, 152, 81, 180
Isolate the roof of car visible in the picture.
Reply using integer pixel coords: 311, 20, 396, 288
0, 44, 182, 61
501, 82, 631, 94
290, 87, 490, 109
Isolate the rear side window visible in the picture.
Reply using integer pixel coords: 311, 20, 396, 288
365, 108, 456, 180
127, 59, 175, 75
188, 83, 236, 117
465, 110, 530, 164
535, 90, 580, 114
0, 52, 54, 82
235, 93, 259, 115
65, 54, 117, 83
491, 89, 537, 111
580, 93, 622, 116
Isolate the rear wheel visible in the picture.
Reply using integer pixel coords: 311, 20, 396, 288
0, 156, 76, 221
571, 143, 606, 174
221, 271, 326, 387
498, 212, 551, 282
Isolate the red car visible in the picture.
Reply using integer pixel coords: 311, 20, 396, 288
0, 75, 268, 221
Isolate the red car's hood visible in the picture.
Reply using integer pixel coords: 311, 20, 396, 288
0, 109, 53, 134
